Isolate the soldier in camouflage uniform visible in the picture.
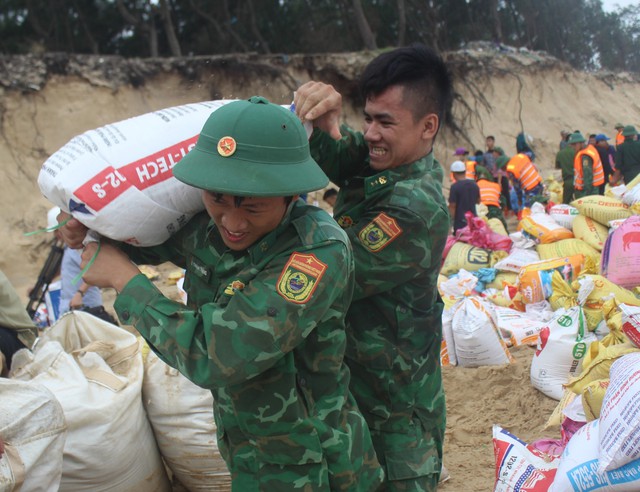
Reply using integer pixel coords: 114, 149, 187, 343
295, 45, 453, 491
57, 97, 384, 491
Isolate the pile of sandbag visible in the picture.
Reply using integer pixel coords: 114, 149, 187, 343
494, 347, 640, 491
3, 311, 231, 491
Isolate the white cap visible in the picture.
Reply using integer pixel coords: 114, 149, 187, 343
47, 206, 61, 229
450, 160, 465, 173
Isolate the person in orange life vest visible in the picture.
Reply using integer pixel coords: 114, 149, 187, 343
477, 177, 508, 232
615, 122, 625, 148
448, 160, 480, 234
505, 152, 543, 209
568, 131, 604, 198
612, 125, 640, 186
495, 155, 514, 215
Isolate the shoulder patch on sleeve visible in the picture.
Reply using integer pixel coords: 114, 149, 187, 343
277, 252, 327, 304
358, 212, 403, 252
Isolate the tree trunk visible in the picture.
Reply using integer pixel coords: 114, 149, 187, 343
351, 0, 377, 50
159, 0, 182, 56
488, 0, 502, 43
246, 0, 271, 54
397, 0, 406, 46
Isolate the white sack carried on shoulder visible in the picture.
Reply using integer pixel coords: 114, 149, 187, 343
9, 311, 170, 492
38, 100, 232, 246
0, 378, 66, 492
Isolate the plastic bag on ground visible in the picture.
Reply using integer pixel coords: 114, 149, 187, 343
598, 353, 640, 473
453, 212, 513, 252
600, 216, 640, 289
571, 195, 632, 227
530, 306, 597, 400
549, 204, 580, 231
451, 296, 514, 367
550, 419, 640, 492
493, 425, 560, 492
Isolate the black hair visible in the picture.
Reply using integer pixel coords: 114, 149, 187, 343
359, 43, 453, 126
322, 188, 338, 200
212, 193, 293, 207
486, 135, 495, 140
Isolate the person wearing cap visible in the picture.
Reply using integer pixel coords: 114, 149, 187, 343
294, 44, 452, 490
615, 122, 625, 148
594, 134, 616, 192
55, 97, 384, 491
449, 160, 480, 233
569, 131, 604, 198
505, 151, 543, 210
613, 125, 640, 185
559, 130, 571, 150
555, 136, 576, 204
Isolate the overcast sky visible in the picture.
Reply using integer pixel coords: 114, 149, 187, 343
601, 0, 639, 11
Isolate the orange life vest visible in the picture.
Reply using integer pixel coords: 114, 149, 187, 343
574, 144, 604, 190
477, 179, 501, 207
616, 130, 624, 147
465, 160, 477, 180
506, 153, 542, 191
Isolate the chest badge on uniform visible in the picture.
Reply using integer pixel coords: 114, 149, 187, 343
217, 136, 236, 157
359, 212, 403, 252
337, 215, 354, 228
277, 253, 327, 304
223, 280, 245, 296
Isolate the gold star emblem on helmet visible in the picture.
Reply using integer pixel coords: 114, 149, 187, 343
217, 136, 237, 157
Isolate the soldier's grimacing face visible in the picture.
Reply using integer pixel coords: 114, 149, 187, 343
203, 192, 290, 251
362, 85, 436, 170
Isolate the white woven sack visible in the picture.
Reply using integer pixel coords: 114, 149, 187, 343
550, 419, 640, 492
530, 306, 597, 400
0, 378, 66, 492
9, 311, 170, 491
38, 100, 232, 246
142, 349, 231, 490
598, 352, 640, 474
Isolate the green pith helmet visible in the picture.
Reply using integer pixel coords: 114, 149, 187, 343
567, 132, 586, 144
622, 125, 638, 137
615, 122, 624, 129
172, 96, 329, 196
495, 155, 510, 169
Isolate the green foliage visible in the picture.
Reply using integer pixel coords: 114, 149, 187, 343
0, 0, 639, 73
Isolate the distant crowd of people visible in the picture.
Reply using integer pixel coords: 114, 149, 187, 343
447, 122, 640, 235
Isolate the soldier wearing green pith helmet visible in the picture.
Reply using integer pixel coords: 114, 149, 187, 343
55, 97, 384, 491
296, 44, 453, 491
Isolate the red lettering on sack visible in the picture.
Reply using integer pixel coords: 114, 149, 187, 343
72, 136, 198, 211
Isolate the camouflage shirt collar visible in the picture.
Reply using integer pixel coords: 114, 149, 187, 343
206, 199, 297, 262
363, 152, 434, 197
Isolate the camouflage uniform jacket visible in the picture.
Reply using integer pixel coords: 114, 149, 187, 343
0, 269, 37, 348
114, 201, 383, 491
310, 127, 449, 483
